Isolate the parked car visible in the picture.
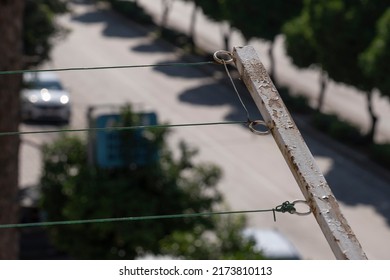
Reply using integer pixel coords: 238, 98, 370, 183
21, 72, 71, 124
243, 228, 301, 259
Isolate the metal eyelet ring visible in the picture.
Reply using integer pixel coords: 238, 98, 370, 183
248, 120, 270, 135
213, 50, 234, 64
291, 200, 311, 216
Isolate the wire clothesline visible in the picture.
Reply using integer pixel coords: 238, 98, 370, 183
0, 201, 309, 229
0, 120, 247, 137
0, 56, 269, 137
0, 61, 215, 75
0, 54, 283, 231
0, 59, 258, 137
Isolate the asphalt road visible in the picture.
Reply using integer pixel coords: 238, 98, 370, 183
19, 2, 390, 259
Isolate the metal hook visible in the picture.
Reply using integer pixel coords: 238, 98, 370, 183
291, 200, 311, 216
248, 120, 270, 135
213, 50, 234, 64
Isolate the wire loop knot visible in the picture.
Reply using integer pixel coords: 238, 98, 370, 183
275, 200, 311, 216
275, 201, 297, 214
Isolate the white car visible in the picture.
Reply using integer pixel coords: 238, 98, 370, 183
21, 72, 71, 124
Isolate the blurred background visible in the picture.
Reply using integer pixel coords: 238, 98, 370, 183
0, 0, 389, 260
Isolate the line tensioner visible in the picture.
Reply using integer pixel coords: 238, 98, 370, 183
213, 50, 270, 136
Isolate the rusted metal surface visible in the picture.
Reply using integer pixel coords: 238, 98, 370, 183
232, 46, 367, 260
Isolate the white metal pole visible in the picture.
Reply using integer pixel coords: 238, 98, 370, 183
232, 45, 367, 260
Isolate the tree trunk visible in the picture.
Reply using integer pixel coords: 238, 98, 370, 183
268, 40, 275, 82
317, 70, 328, 112
365, 90, 378, 144
188, 4, 198, 52
161, 0, 174, 30
0, 0, 24, 259
221, 23, 231, 52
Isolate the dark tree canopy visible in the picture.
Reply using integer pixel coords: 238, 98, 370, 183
283, 13, 318, 69
283, 0, 389, 141
304, 0, 388, 91
227, 0, 303, 42
40, 107, 262, 259
23, 0, 68, 66
360, 8, 390, 98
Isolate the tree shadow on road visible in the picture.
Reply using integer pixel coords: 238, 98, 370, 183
303, 130, 390, 225
131, 40, 174, 54
71, 8, 148, 39
152, 53, 224, 79
177, 79, 263, 123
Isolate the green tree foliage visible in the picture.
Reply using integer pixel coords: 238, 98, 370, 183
228, 0, 304, 80
160, 214, 264, 259
23, 0, 68, 66
196, 0, 228, 22
40, 108, 261, 259
303, 0, 388, 142
282, 10, 328, 111
283, 15, 316, 70
360, 8, 390, 99
194, 0, 303, 66
228, 1, 303, 42
304, 0, 383, 88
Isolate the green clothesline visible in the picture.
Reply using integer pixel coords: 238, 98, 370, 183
0, 61, 215, 75
0, 201, 301, 229
0, 121, 247, 137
